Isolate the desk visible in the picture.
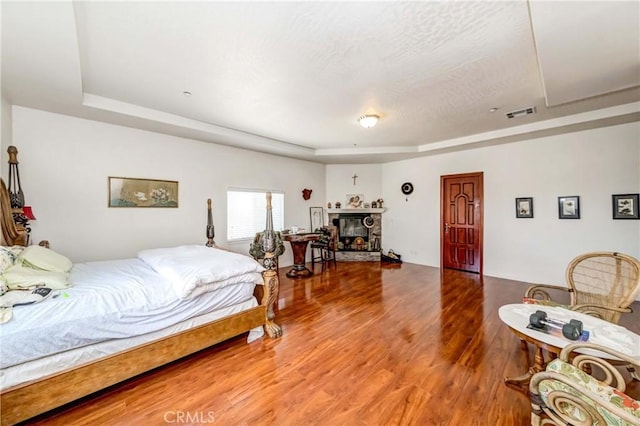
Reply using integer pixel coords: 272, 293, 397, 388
282, 233, 321, 278
499, 303, 640, 391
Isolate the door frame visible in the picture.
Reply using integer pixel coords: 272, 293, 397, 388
440, 171, 484, 275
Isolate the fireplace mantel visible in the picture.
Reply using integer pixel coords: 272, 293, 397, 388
327, 208, 386, 214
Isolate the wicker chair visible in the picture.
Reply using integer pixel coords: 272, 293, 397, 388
524, 252, 640, 324
529, 342, 640, 425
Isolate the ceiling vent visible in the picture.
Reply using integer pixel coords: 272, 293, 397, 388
506, 107, 536, 119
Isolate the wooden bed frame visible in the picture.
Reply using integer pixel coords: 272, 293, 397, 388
0, 178, 282, 425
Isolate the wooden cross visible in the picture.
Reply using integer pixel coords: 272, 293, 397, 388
352, 173, 358, 185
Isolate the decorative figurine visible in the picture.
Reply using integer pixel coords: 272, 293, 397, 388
335, 201, 342, 209
327, 202, 332, 209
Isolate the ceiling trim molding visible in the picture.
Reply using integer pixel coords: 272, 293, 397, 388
83, 93, 639, 159
314, 102, 640, 158
82, 93, 316, 156
416, 102, 640, 153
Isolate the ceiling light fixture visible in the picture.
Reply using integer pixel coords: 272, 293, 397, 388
358, 114, 379, 128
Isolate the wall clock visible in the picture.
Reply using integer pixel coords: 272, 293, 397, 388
401, 182, 414, 195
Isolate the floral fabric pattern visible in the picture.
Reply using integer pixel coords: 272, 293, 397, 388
522, 297, 564, 307
0, 246, 25, 295
539, 359, 640, 425
0, 246, 24, 273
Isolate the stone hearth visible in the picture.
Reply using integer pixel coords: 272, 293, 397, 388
327, 208, 385, 262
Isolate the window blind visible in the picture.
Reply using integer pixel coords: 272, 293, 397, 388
227, 189, 284, 240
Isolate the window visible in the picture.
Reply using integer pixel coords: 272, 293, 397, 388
227, 189, 284, 240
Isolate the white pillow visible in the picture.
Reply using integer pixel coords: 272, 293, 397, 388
0, 246, 24, 274
2, 264, 70, 290
17, 245, 72, 273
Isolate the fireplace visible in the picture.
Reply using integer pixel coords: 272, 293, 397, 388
337, 213, 369, 246
328, 210, 383, 261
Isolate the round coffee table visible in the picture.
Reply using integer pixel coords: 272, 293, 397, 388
499, 303, 640, 390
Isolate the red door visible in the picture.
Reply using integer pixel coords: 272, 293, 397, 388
441, 172, 483, 274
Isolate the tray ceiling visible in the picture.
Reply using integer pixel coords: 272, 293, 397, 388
2, 1, 638, 164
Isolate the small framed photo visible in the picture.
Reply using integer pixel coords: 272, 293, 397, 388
345, 194, 364, 208
558, 195, 580, 219
612, 193, 639, 219
515, 197, 533, 218
310, 207, 324, 231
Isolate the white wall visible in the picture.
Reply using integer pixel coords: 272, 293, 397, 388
326, 163, 383, 208
0, 5, 10, 170
0, 96, 11, 170
382, 122, 640, 286
7, 107, 325, 264
6, 106, 640, 289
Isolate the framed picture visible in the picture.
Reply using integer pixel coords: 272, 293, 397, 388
515, 197, 533, 218
310, 207, 324, 231
612, 193, 639, 219
346, 194, 364, 208
558, 195, 580, 219
108, 177, 179, 207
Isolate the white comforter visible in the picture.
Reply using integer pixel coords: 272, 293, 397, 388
1, 257, 260, 369
137, 245, 264, 299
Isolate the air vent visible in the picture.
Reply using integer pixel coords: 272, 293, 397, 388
506, 107, 536, 119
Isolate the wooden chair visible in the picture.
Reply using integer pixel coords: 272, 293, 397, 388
529, 342, 640, 425
524, 252, 640, 324
310, 226, 337, 269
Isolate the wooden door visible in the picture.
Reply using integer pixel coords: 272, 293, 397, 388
441, 172, 483, 274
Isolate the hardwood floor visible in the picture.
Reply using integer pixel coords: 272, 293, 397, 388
25, 262, 640, 425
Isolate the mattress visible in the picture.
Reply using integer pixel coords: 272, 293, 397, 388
0, 298, 263, 390
0, 258, 261, 369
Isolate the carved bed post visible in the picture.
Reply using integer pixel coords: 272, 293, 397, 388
205, 198, 215, 247
0, 178, 26, 246
261, 192, 282, 338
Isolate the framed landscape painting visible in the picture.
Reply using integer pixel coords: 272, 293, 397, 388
108, 177, 178, 208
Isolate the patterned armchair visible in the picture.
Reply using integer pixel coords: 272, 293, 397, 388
529, 342, 640, 425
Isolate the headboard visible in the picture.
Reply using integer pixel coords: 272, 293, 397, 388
0, 178, 27, 246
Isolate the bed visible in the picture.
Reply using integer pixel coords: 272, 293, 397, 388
0, 179, 282, 425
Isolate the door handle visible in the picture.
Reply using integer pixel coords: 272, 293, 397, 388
444, 222, 451, 232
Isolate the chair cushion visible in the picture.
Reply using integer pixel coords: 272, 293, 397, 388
522, 297, 565, 308
538, 359, 640, 425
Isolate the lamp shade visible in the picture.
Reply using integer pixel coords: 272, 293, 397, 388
22, 206, 36, 220
358, 114, 379, 128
